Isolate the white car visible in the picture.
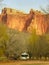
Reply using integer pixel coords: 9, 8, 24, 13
20, 52, 29, 60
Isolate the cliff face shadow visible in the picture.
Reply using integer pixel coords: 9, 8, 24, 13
23, 9, 35, 31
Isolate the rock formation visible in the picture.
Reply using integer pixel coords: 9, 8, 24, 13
0, 8, 49, 35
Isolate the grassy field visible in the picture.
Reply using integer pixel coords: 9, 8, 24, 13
0, 60, 49, 65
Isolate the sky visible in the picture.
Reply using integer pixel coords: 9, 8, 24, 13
0, 0, 49, 13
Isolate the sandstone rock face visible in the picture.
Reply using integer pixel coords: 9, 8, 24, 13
0, 8, 49, 35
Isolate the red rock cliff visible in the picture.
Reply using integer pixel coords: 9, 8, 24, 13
0, 8, 49, 35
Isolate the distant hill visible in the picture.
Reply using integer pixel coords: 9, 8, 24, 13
0, 7, 49, 35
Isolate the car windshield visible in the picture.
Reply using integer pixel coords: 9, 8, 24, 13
21, 55, 28, 57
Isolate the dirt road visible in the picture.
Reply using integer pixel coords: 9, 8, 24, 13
0, 60, 49, 65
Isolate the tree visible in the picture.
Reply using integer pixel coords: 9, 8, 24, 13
37, 34, 49, 60
0, 23, 8, 57
40, 5, 49, 14
5, 29, 30, 60
27, 29, 39, 59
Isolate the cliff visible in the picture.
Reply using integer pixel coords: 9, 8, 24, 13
0, 8, 49, 35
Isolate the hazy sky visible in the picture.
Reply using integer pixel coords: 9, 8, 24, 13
1, 0, 49, 13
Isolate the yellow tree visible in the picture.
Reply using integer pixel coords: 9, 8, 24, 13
27, 29, 39, 59
0, 23, 8, 56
